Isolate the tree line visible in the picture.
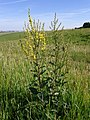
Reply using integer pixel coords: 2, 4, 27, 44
75, 22, 90, 29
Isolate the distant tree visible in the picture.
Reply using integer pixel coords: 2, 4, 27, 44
83, 22, 90, 28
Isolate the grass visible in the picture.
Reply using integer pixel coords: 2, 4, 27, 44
0, 28, 90, 120
0, 32, 24, 42
63, 28, 90, 45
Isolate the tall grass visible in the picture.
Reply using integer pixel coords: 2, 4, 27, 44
0, 12, 90, 120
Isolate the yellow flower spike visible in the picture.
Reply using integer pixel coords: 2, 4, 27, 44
20, 10, 46, 61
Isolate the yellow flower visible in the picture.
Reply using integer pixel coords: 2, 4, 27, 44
33, 54, 36, 60
31, 52, 36, 60
39, 33, 44, 39
36, 32, 39, 39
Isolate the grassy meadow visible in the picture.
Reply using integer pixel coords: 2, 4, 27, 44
0, 28, 90, 120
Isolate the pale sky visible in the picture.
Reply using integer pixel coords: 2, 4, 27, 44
0, 0, 90, 31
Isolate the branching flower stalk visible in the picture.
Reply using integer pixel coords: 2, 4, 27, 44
47, 13, 68, 119
49, 13, 62, 89
20, 10, 46, 90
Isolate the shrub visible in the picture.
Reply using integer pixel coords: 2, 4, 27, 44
83, 22, 90, 28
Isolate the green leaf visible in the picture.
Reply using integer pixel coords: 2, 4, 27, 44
51, 109, 57, 113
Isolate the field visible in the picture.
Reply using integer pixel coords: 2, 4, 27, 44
0, 28, 90, 120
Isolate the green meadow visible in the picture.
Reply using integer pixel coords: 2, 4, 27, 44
0, 28, 90, 120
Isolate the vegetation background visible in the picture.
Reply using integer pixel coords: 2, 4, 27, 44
0, 12, 90, 120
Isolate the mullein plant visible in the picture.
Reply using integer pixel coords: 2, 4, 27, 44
20, 9, 46, 84
45, 13, 69, 119
20, 10, 48, 119
20, 11, 69, 119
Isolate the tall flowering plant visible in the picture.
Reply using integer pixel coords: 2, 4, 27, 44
20, 11, 69, 119
20, 10, 47, 94
20, 10, 46, 61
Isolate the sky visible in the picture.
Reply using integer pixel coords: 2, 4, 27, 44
0, 0, 90, 31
